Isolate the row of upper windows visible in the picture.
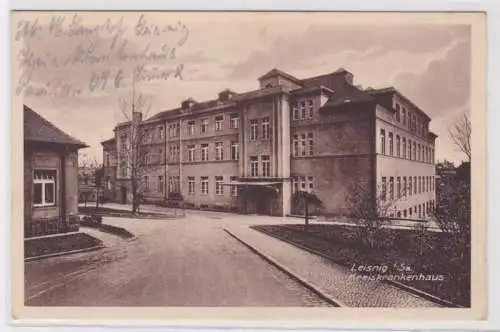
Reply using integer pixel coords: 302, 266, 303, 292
167, 142, 240, 162
394, 101, 429, 138
187, 175, 239, 197
168, 114, 240, 138
381, 175, 435, 201
380, 129, 435, 163
291, 175, 314, 193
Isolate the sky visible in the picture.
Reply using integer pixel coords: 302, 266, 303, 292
13, 12, 472, 165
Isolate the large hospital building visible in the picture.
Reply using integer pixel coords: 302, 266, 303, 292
102, 68, 437, 218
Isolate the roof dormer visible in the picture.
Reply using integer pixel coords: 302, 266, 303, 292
218, 89, 237, 102
181, 97, 197, 109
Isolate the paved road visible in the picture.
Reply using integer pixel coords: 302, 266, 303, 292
25, 211, 329, 306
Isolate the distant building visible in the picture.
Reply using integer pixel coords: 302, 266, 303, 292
24, 105, 87, 238
102, 68, 437, 218
78, 166, 103, 203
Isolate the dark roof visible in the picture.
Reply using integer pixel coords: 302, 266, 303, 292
258, 68, 301, 83
367, 87, 431, 120
101, 137, 116, 145
24, 105, 88, 148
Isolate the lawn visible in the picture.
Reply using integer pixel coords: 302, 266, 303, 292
25, 232, 103, 259
252, 224, 470, 307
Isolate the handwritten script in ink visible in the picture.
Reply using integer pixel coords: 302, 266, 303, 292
14, 13, 190, 98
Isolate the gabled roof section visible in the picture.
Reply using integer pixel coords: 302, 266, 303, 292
258, 68, 302, 84
24, 105, 88, 148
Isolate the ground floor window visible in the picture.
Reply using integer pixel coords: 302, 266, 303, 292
230, 176, 238, 197
201, 176, 209, 195
215, 176, 224, 195
188, 177, 195, 196
33, 170, 56, 207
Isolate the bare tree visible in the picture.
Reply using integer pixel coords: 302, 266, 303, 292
118, 84, 152, 214
345, 179, 405, 249
448, 112, 471, 162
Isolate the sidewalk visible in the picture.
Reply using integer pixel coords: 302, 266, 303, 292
225, 225, 441, 308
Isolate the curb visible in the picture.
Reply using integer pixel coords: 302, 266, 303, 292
25, 244, 105, 262
224, 228, 344, 307
254, 226, 463, 308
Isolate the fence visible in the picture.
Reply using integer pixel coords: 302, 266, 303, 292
25, 214, 80, 238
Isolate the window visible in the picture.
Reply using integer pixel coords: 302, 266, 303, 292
396, 135, 401, 157
402, 138, 407, 159
168, 176, 180, 193
402, 108, 407, 126
293, 135, 299, 157
143, 176, 149, 190
120, 134, 128, 151
292, 104, 300, 120
403, 177, 407, 197
250, 156, 259, 177
307, 133, 314, 156
187, 121, 195, 136
408, 176, 412, 196
230, 176, 238, 197
404, 209, 407, 218
188, 145, 195, 162
201, 119, 208, 134
230, 113, 239, 129
413, 141, 417, 160
380, 129, 386, 154
417, 144, 421, 161
262, 155, 271, 177
300, 133, 307, 156
158, 176, 164, 193
201, 176, 209, 194
388, 132, 394, 156
397, 177, 401, 199
307, 176, 314, 193
143, 151, 150, 165
389, 177, 394, 200
215, 176, 224, 195
230, 141, 239, 160
395, 104, 401, 122
261, 117, 270, 140
215, 116, 224, 131
306, 100, 313, 119
158, 148, 164, 164
215, 142, 224, 161
33, 170, 56, 207
120, 160, 127, 178
413, 176, 417, 195
300, 100, 307, 119
188, 177, 195, 196
201, 144, 209, 161
408, 139, 412, 160
168, 122, 179, 137
169, 144, 179, 162
250, 119, 259, 140
158, 126, 165, 140
381, 177, 387, 200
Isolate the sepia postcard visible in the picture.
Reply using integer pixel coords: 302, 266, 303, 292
10, 11, 487, 322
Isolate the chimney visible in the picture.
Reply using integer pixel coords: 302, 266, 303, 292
132, 111, 142, 124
